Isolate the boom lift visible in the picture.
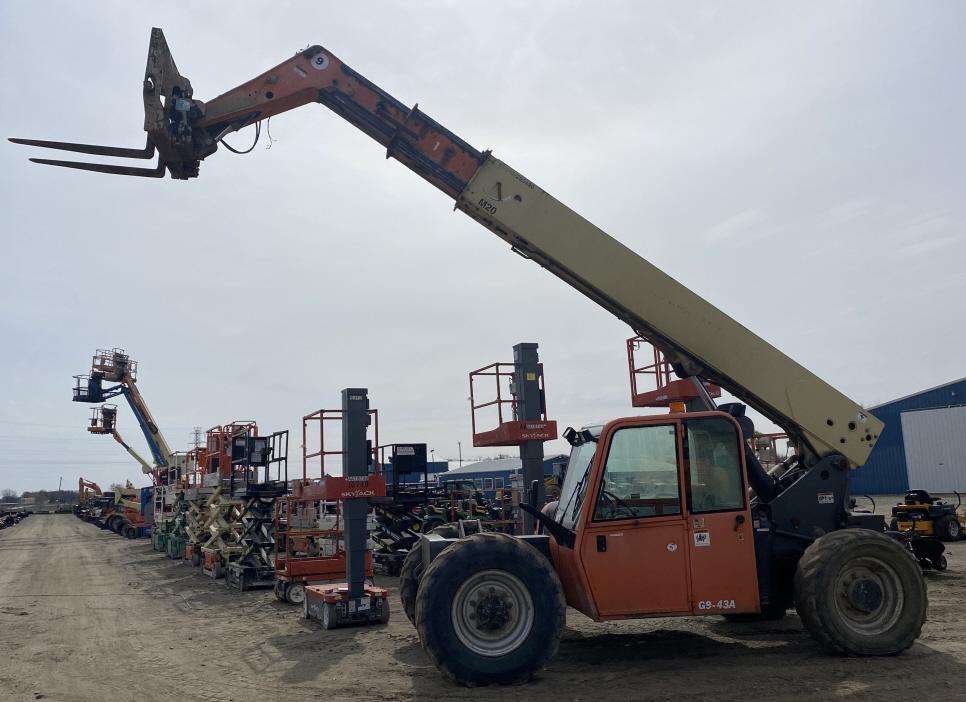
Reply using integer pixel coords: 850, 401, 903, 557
12, 29, 925, 686
88, 404, 154, 475
72, 348, 184, 537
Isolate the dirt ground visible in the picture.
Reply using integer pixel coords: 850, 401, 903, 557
0, 513, 963, 702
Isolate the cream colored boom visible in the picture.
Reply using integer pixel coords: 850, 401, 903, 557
9, 32, 883, 467
455, 156, 882, 467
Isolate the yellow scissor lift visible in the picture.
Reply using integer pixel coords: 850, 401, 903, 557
189, 423, 254, 576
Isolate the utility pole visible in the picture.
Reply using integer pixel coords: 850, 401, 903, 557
458, 441, 462, 467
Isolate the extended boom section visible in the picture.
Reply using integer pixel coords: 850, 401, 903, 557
455, 157, 882, 466
12, 29, 881, 466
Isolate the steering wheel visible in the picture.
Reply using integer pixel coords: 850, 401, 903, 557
601, 489, 636, 518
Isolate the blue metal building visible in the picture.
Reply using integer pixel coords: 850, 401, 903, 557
381, 460, 450, 487
850, 378, 966, 494
437, 455, 569, 499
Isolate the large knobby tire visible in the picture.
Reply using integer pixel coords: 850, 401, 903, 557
400, 524, 461, 625
794, 529, 927, 656
414, 532, 565, 686
935, 514, 962, 542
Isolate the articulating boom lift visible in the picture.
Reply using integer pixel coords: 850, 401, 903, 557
14, 29, 923, 686
88, 404, 154, 475
73, 348, 184, 540
73, 349, 180, 484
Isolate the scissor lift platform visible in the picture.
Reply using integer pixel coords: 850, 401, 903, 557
304, 583, 390, 629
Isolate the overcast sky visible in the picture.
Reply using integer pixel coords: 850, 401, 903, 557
1, 1, 963, 495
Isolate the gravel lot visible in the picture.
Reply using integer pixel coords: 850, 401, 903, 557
0, 512, 963, 701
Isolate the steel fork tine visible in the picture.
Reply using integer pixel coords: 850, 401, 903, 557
8, 136, 155, 160
27, 157, 166, 178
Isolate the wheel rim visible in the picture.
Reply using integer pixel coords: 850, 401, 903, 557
948, 520, 961, 539
451, 569, 534, 658
832, 556, 904, 636
288, 584, 305, 605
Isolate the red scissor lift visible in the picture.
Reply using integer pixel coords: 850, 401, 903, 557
626, 335, 722, 409
273, 408, 379, 606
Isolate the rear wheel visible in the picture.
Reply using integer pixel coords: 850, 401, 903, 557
795, 529, 926, 656
400, 524, 460, 625
935, 514, 962, 542
286, 583, 306, 605
415, 532, 565, 686
274, 580, 287, 602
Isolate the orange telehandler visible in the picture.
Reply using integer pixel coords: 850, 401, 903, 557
11, 29, 928, 686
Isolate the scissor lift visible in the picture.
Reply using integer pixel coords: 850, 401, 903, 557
198, 423, 256, 578
226, 429, 290, 591
180, 446, 209, 565
184, 423, 252, 569
153, 451, 188, 554
371, 443, 432, 575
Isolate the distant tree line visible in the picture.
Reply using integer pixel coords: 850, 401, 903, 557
1, 489, 80, 503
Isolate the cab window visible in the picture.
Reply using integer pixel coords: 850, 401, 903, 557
593, 424, 680, 521
685, 416, 745, 513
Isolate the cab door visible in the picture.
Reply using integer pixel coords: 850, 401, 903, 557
578, 420, 692, 617
682, 414, 759, 614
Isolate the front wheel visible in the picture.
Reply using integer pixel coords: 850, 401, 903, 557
400, 524, 460, 625
321, 602, 339, 630
415, 532, 565, 686
795, 529, 927, 656
286, 583, 306, 605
